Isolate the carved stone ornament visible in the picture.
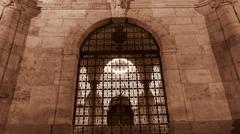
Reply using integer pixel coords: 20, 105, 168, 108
108, 0, 129, 17
195, 0, 239, 15
0, 0, 13, 6
209, 0, 238, 8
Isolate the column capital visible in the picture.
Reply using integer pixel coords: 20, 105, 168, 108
210, 0, 238, 8
0, 0, 13, 6
0, 0, 41, 17
195, 0, 239, 15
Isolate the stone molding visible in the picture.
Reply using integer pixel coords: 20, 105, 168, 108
38, 2, 197, 10
209, 0, 238, 8
195, 0, 239, 15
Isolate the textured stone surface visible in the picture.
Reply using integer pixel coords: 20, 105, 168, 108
0, 0, 239, 134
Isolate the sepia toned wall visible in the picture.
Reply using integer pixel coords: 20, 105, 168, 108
0, 0, 239, 134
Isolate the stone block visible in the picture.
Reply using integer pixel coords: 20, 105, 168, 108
191, 99, 220, 120
0, 66, 3, 79
0, 50, 8, 67
165, 70, 181, 85
60, 71, 76, 82
161, 17, 177, 25
62, 55, 78, 73
175, 17, 192, 24
55, 93, 75, 124
212, 30, 225, 43
207, 64, 222, 82
208, 82, 226, 99
183, 69, 213, 84
184, 84, 209, 101
206, 20, 221, 33
28, 26, 40, 36
175, 8, 198, 17
25, 36, 41, 48
191, 16, 206, 24
9, 45, 24, 57
216, 4, 235, 16
152, 8, 176, 17
179, 45, 203, 54
219, 65, 237, 81
24, 86, 57, 124
2, 69, 18, 84
14, 33, 26, 47
41, 36, 65, 48
40, 26, 70, 37
0, 38, 11, 51
206, 11, 218, 22
236, 62, 240, 78
162, 53, 178, 69
229, 43, 240, 63
192, 121, 223, 134
62, 19, 79, 26
41, 10, 63, 19
7, 54, 21, 71
62, 10, 86, 19
160, 35, 177, 53
224, 23, 240, 39
6, 124, 51, 134
171, 121, 193, 134
0, 9, 19, 29
30, 71, 56, 86
45, 19, 63, 26
52, 124, 73, 134
177, 54, 205, 69
175, 34, 198, 46
0, 25, 15, 42
219, 12, 239, 27
170, 24, 199, 34
212, 44, 233, 67
196, 34, 211, 45
15, 68, 33, 86
164, 71, 189, 121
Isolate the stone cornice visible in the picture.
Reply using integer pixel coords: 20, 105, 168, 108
38, 2, 197, 10
195, 0, 238, 8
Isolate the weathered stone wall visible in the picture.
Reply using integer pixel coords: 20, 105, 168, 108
0, 0, 40, 133
196, 0, 240, 133
0, 0, 239, 134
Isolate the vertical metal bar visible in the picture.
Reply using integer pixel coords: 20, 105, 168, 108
75, 23, 169, 134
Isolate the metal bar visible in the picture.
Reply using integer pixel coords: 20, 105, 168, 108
74, 23, 169, 134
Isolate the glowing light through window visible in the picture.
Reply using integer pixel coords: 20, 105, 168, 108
105, 58, 135, 74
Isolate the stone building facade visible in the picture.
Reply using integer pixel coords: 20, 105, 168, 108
0, 0, 240, 133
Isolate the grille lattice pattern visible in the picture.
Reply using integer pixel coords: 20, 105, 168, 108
74, 23, 169, 134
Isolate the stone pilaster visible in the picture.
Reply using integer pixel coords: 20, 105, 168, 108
213, 0, 240, 70
0, 0, 41, 133
196, 0, 240, 133
0, 1, 24, 129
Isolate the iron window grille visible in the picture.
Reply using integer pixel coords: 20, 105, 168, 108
74, 23, 169, 134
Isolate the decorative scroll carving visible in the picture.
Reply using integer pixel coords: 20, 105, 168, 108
108, 0, 132, 17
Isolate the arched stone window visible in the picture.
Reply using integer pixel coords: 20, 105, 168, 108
74, 23, 169, 134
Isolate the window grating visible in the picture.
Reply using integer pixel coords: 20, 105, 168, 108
74, 23, 169, 134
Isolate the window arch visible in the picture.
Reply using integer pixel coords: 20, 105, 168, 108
74, 23, 169, 134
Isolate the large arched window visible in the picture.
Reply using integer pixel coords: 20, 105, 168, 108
74, 23, 169, 134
